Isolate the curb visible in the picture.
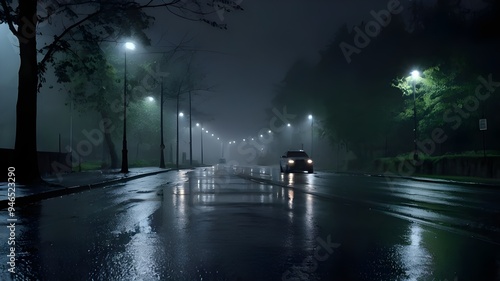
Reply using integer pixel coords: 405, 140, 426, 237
322, 170, 500, 187
374, 174, 500, 187
1, 169, 173, 209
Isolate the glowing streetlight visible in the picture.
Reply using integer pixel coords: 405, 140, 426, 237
146, 96, 154, 102
120, 41, 136, 173
179, 112, 184, 117
411, 70, 420, 79
124, 42, 136, 50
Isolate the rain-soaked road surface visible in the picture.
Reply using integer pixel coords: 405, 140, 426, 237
1, 166, 499, 280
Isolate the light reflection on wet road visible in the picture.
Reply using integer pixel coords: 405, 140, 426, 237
237, 165, 500, 245
1, 166, 499, 280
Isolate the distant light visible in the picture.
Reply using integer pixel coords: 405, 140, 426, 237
212, 134, 214, 137
243, 139, 246, 141
268, 130, 272, 133
260, 134, 263, 138
179, 112, 184, 117
202, 128, 204, 130
287, 123, 291, 127
229, 141, 232, 144
308, 114, 313, 120
124, 42, 135, 50
217, 137, 220, 140
411, 70, 420, 79
196, 123, 200, 127
146, 96, 154, 102
206, 131, 209, 134
251, 138, 254, 141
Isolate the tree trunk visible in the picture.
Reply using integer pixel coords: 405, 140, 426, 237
15, 0, 41, 184
100, 112, 119, 168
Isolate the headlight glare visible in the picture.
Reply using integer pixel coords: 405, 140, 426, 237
288, 160, 295, 164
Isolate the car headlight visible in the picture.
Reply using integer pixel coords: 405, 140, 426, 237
307, 159, 313, 164
288, 160, 295, 164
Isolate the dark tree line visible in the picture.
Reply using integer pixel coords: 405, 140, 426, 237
272, 0, 500, 168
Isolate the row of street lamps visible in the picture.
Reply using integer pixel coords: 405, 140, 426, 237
119, 41, 420, 170
221, 114, 316, 158
119, 40, 226, 171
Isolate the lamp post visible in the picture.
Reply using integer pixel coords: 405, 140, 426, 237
411, 70, 420, 161
219, 138, 223, 159
308, 114, 313, 157
197, 123, 204, 165
159, 78, 166, 168
188, 91, 193, 166
121, 42, 135, 173
177, 111, 184, 169
287, 123, 292, 149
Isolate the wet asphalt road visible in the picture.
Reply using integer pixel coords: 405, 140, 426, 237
1, 166, 499, 280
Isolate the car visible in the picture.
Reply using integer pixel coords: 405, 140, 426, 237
280, 150, 314, 173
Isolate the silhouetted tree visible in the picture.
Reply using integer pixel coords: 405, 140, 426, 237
0, 0, 243, 184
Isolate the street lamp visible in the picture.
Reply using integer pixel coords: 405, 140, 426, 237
159, 78, 166, 169
220, 140, 224, 159
198, 124, 204, 165
120, 41, 135, 173
411, 70, 420, 161
177, 112, 186, 168
287, 123, 292, 149
188, 91, 193, 166
308, 114, 313, 157
142, 73, 166, 169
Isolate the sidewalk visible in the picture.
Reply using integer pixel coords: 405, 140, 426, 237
0, 167, 173, 209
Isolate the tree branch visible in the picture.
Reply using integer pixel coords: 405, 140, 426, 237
39, 9, 101, 71
0, 0, 18, 36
